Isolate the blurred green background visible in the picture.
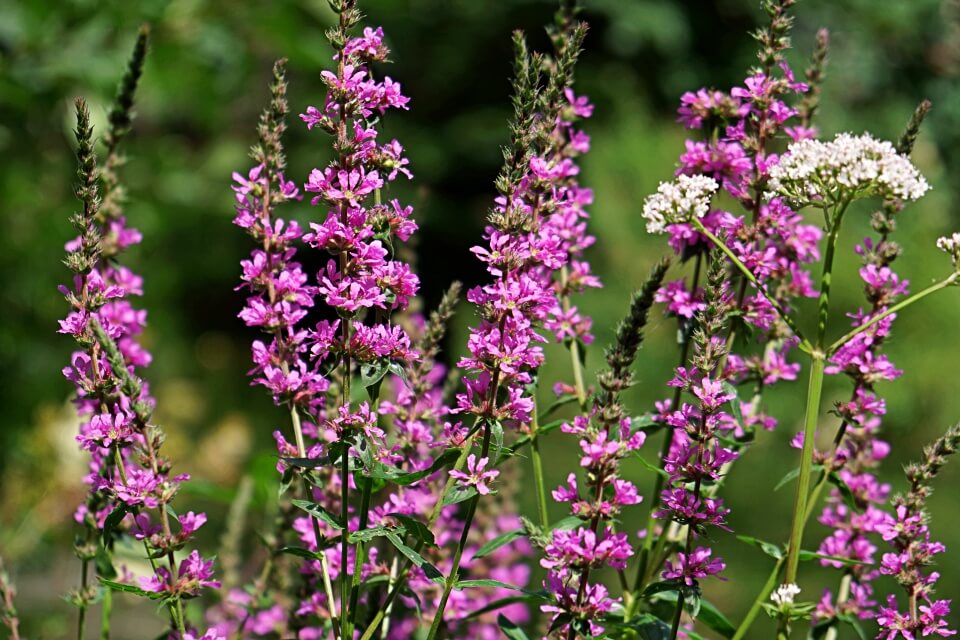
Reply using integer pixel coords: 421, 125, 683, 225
2, 0, 959, 637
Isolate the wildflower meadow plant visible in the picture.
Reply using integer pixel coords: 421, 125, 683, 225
23, 0, 960, 638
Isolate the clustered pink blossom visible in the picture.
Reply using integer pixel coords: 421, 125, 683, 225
226, 21, 534, 639
457, 83, 599, 429
60, 102, 217, 634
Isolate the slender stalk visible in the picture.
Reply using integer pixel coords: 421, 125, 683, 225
692, 219, 811, 352
77, 560, 88, 640
731, 557, 785, 640
667, 415, 707, 640
530, 399, 551, 531
560, 265, 588, 408
348, 478, 373, 626
784, 354, 825, 584
99, 588, 111, 640
426, 425, 493, 640
360, 430, 480, 640
380, 556, 399, 640
783, 203, 847, 586
827, 272, 958, 355
634, 252, 702, 601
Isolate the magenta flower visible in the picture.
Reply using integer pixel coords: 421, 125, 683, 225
449, 455, 499, 496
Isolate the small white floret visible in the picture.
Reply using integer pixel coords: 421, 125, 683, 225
770, 583, 801, 607
641, 174, 719, 234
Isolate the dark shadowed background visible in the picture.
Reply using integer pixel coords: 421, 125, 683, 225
2, 0, 959, 636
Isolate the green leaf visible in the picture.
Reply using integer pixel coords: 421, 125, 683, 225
641, 579, 684, 598
456, 578, 527, 592
837, 613, 869, 640
828, 472, 860, 511
102, 504, 131, 545
382, 531, 445, 584
722, 381, 745, 432
538, 394, 578, 421
797, 550, 865, 566
490, 420, 504, 465
443, 484, 478, 506
387, 513, 436, 547
348, 526, 391, 543
277, 546, 321, 561
736, 535, 784, 560
291, 499, 343, 530
281, 456, 334, 469
550, 515, 584, 531
472, 528, 525, 559
497, 614, 530, 640
774, 464, 824, 491
635, 452, 670, 479
368, 448, 460, 486
696, 598, 736, 638
464, 593, 549, 620
97, 578, 165, 601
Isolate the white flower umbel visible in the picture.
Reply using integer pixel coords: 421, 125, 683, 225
770, 583, 801, 607
937, 232, 960, 269
768, 132, 929, 206
642, 174, 719, 234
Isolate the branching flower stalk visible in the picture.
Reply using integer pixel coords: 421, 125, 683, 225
430, 13, 592, 635
539, 259, 666, 638
61, 42, 219, 638
636, 0, 822, 604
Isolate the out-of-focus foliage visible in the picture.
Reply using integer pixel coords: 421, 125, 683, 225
1, 0, 958, 636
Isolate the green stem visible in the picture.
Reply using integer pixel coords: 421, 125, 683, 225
632, 253, 702, 605
692, 219, 811, 352
560, 265, 589, 409
340, 317, 353, 639
426, 425, 493, 640
783, 203, 847, 586
827, 272, 958, 355
784, 354, 825, 585
731, 557, 785, 640
77, 560, 88, 640
348, 478, 373, 627
99, 587, 111, 640
359, 430, 480, 640
530, 400, 551, 532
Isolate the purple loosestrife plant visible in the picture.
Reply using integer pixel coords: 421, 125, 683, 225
540, 260, 667, 638
25, 1, 960, 639
60, 31, 219, 640
874, 425, 960, 639
635, 3, 824, 616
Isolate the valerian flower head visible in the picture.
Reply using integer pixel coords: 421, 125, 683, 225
936, 232, 960, 270
768, 132, 930, 206
771, 583, 801, 607
642, 174, 719, 234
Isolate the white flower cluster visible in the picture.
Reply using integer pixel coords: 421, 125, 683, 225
937, 232, 960, 255
641, 174, 719, 234
768, 132, 930, 205
770, 583, 801, 607
937, 232, 960, 269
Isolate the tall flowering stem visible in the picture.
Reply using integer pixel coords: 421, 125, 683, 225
540, 259, 666, 638
876, 424, 960, 638
428, 16, 591, 637
769, 132, 931, 586
637, 0, 824, 603
810, 100, 934, 637
61, 46, 218, 639
658, 254, 737, 639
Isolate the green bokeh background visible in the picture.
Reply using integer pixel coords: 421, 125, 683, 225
1, 0, 959, 637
